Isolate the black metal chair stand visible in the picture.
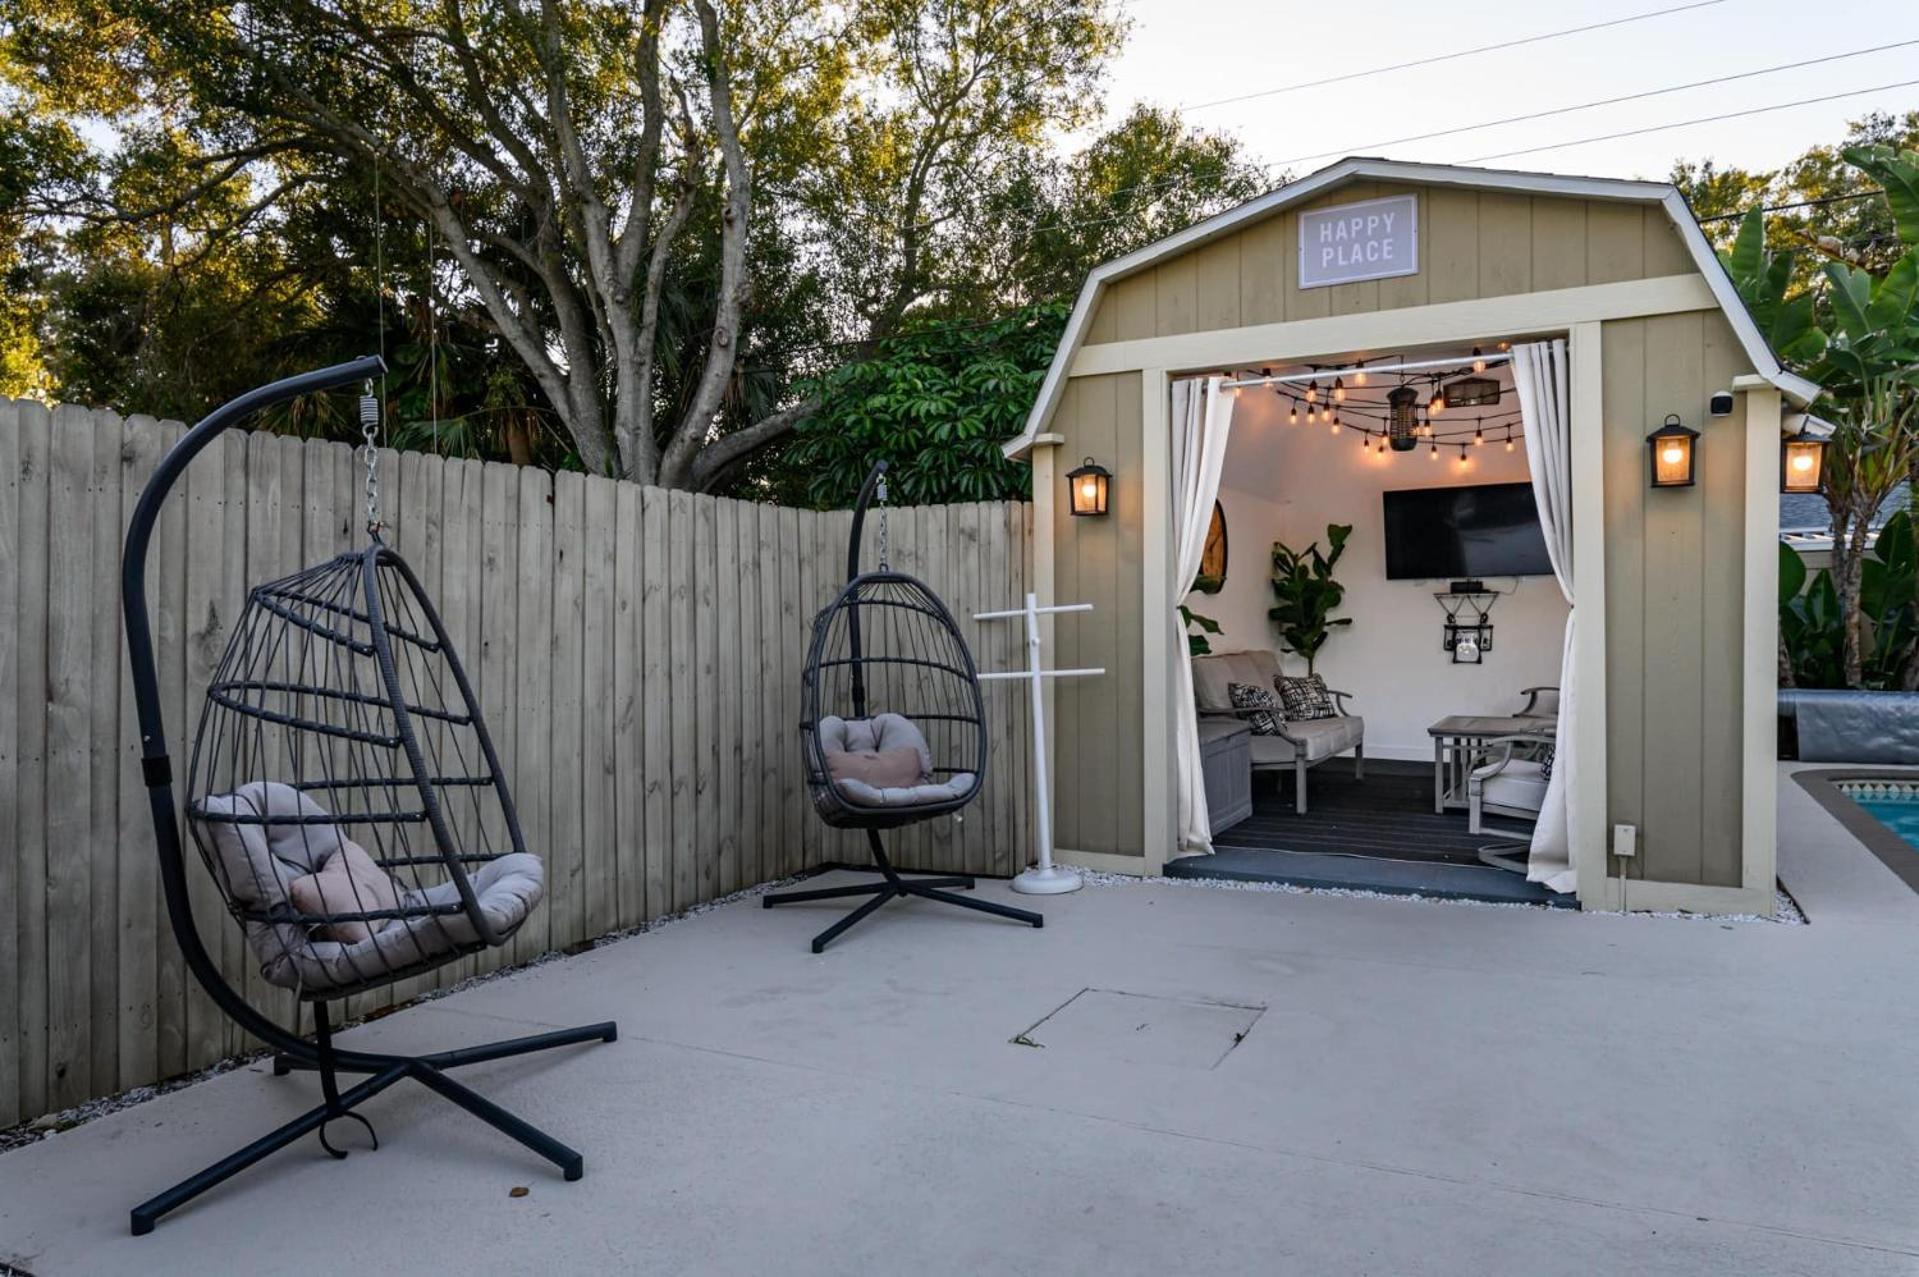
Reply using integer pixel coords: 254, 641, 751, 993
133, 1008, 617, 1236
121, 358, 617, 1235
770, 460, 1043, 952
764, 829, 1042, 953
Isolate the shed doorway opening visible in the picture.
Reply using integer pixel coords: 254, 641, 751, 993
1179, 341, 1572, 905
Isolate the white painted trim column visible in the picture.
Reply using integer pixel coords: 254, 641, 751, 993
1740, 384, 1782, 915
1568, 323, 1614, 910
1141, 369, 1173, 874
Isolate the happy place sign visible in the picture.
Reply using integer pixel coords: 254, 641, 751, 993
1297, 194, 1418, 289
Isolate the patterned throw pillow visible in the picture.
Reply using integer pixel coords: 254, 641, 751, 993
1228, 682, 1285, 735
1275, 673, 1336, 721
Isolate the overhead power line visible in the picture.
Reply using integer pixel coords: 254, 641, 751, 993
1179, 0, 1726, 113
1462, 77, 1919, 162
1270, 40, 1919, 168
1028, 40, 1915, 239
1696, 190, 1884, 223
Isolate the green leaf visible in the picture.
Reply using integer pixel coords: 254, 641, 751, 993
1844, 145, 1919, 247
1726, 209, 1766, 284
1821, 261, 1873, 342
1778, 541, 1807, 605
1866, 250, 1919, 335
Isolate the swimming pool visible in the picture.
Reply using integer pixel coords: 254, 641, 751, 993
1837, 780, 1919, 850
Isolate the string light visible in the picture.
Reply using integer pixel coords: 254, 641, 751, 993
1333, 376, 1346, 402
1354, 363, 1369, 386
1430, 441, 1439, 460
1474, 424, 1484, 445
1288, 402, 1298, 425
1471, 346, 1486, 373
1305, 381, 1318, 403
1330, 411, 1341, 435
1457, 445, 1470, 467
1506, 432, 1516, 452
1428, 387, 1447, 416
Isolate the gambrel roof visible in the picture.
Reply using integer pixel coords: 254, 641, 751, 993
1005, 157, 1821, 458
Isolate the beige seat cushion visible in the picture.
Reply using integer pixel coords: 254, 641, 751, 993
824, 746, 928, 790
288, 841, 401, 944
1247, 716, 1364, 765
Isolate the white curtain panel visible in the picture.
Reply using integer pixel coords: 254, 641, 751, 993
1170, 375, 1237, 856
1511, 339, 1577, 895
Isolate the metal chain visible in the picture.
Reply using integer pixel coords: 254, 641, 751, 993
360, 380, 383, 535
875, 476, 889, 571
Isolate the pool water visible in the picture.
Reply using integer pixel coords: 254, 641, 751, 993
1849, 792, 1919, 849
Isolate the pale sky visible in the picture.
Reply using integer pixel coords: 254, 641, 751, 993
1097, 0, 1919, 185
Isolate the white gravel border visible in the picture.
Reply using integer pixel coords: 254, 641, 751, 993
1075, 868, 1808, 926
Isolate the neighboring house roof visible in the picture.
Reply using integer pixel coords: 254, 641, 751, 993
1780, 482, 1909, 549
1004, 156, 1823, 459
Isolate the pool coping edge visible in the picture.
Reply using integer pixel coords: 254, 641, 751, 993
1792, 767, 1919, 898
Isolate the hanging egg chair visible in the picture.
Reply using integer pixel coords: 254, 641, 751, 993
763, 461, 1044, 951
121, 358, 616, 1236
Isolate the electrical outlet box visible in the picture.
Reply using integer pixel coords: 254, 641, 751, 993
1613, 823, 1637, 858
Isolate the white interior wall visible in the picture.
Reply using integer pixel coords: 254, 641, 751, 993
1185, 368, 1569, 760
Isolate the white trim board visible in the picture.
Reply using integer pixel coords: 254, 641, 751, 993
1069, 276, 1715, 380
1005, 157, 1819, 459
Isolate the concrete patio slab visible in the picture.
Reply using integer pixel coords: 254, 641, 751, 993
3, 764, 1917, 1275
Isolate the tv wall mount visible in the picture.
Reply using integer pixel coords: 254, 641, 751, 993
1435, 588, 1500, 664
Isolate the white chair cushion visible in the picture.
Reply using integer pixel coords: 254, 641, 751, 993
1478, 759, 1549, 814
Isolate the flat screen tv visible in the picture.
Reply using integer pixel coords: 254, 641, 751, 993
1381, 482, 1553, 580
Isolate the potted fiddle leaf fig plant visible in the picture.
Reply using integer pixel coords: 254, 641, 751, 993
1269, 524, 1352, 675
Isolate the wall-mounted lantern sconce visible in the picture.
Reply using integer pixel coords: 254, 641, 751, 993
1067, 456, 1111, 516
1646, 415, 1699, 488
1781, 428, 1826, 495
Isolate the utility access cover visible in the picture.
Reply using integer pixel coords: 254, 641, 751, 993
1017, 989, 1263, 1070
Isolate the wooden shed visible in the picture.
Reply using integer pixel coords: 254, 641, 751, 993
1005, 158, 1818, 914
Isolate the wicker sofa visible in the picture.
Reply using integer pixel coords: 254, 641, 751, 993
1191, 649, 1364, 815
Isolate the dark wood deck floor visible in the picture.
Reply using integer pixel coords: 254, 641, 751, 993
1217, 758, 1493, 867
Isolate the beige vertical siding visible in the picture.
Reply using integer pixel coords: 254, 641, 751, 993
1049, 372, 1147, 856
1602, 311, 1753, 888
0, 399, 1035, 1127
1080, 191, 1694, 342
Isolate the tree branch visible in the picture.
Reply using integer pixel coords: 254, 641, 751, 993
687, 398, 820, 491
659, 0, 753, 487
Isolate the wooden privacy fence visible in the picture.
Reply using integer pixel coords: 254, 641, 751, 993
0, 396, 1034, 1127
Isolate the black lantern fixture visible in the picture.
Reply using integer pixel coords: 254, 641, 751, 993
1442, 375, 1500, 408
1387, 385, 1420, 451
1067, 456, 1111, 516
1646, 414, 1699, 488
1781, 427, 1826, 494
